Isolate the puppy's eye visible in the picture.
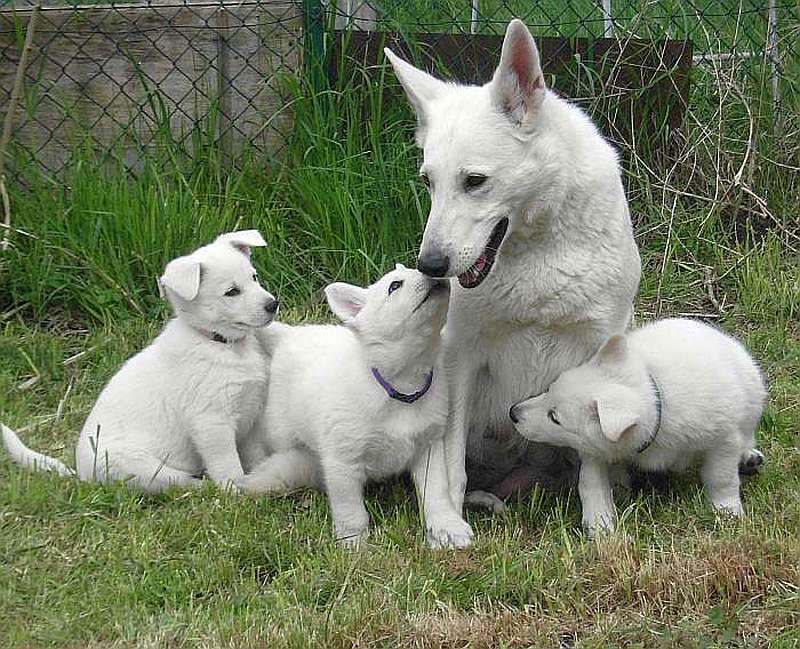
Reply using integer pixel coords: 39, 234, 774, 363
464, 174, 488, 191
547, 409, 561, 426
388, 280, 403, 295
420, 173, 430, 188
224, 286, 241, 297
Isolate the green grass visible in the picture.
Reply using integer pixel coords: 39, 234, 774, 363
1, 13, 799, 646
1, 308, 798, 647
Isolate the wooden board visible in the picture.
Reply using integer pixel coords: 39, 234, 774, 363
331, 31, 692, 154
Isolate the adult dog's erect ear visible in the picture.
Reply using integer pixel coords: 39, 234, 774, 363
159, 255, 201, 301
384, 47, 447, 144
325, 282, 368, 323
215, 230, 268, 257
592, 335, 628, 366
490, 19, 546, 126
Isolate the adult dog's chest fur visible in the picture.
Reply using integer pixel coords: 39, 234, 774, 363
449, 235, 637, 461
471, 324, 599, 445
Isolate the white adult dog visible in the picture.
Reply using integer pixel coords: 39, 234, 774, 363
385, 19, 642, 514
239, 265, 474, 549
2, 230, 278, 492
509, 318, 767, 534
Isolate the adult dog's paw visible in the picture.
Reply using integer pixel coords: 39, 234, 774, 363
426, 515, 474, 550
464, 489, 507, 513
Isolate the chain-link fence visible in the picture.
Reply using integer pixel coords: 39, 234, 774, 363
0, 0, 303, 175
0, 0, 797, 175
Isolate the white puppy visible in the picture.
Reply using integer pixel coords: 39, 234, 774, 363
2, 230, 278, 492
509, 318, 766, 534
239, 264, 474, 549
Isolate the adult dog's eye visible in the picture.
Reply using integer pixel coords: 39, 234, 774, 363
388, 280, 403, 295
464, 174, 488, 191
224, 286, 241, 297
420, 173, 430, 188
547, 409, 561, 426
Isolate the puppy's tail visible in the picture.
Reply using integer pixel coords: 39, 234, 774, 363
1, 424, 75, 476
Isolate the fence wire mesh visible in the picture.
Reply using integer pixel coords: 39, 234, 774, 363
0, 0, 302, 175
0, 0, 797, 175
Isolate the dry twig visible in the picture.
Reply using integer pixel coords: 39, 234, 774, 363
0, 3, 41, 252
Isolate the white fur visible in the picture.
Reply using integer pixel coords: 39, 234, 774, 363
385, 20, 641, 515
511, 318, 767, 533
238, 267, 474, 549
2, 231, 278, 492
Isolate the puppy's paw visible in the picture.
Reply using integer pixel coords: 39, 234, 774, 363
426, 515, 474, 550
336, 528, 369, 550
236, 472, 284, 495
739, 449, 765, 476
712, 499, 745, 517
464, 490, 507, 513
583, 511, 616, 538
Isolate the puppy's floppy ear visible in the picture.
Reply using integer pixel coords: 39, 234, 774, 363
490, 19, 546, 126
215, 230, 267, 257
384, 48, 447, 145
325, 282, 368, 322
592, 334, 628, 366
160, 255, 201, 301
593, 398, 639, 442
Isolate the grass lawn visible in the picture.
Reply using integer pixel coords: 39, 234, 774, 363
2, 258, 798, 647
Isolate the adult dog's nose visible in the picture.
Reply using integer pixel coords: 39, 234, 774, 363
417, 252, 450, 278
264, 298, 279, 314
509, 404, 520, 424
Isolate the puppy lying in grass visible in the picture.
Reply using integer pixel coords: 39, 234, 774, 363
2, 230, 278, 492
509, 318, 766, 535
239, 264, 474, 549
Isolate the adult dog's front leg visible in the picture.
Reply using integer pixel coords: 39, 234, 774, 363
412, 440, 473, 549
443, 354, 474, 514
192, 420, 245, 490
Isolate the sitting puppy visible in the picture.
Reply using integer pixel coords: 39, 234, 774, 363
2, 230, 278, 492
509, 318, 766, 534
239, 264, 474, 549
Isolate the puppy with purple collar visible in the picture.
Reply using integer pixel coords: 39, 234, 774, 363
239, 264, 474, 549
509, 318, 766, 535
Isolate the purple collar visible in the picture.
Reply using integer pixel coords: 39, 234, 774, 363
371, 367, 434, 404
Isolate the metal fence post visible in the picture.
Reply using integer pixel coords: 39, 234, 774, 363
304, 0, 325, 89
767, 0, 782, 135
601, 0, 613, 37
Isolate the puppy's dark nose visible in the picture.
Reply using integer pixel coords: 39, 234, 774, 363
264, 298, 279, 314
417, 252, 450, 278
509, 404, 520, 424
